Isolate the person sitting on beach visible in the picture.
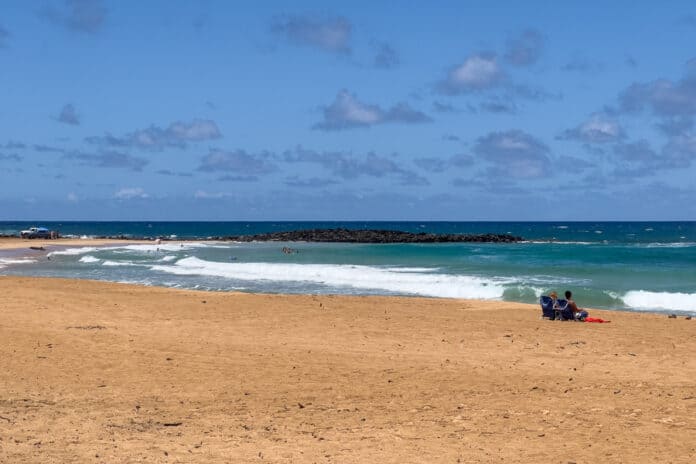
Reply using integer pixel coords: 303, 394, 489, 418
548, 291, 559, 310
565, 290, 588, 321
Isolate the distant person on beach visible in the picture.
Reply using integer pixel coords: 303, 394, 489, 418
565, 290, 588, 321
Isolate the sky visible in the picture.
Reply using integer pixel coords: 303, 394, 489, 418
1, 0, 696, 221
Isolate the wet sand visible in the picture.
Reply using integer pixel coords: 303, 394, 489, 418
0, 276, 694, 463
0, 237, 152, 251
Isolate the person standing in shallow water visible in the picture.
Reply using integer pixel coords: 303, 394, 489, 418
565, 290, 588, 321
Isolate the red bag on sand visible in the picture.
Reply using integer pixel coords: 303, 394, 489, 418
584, 317, 610, 323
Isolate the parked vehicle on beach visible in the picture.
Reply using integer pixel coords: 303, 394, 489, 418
20, 227, 53, 239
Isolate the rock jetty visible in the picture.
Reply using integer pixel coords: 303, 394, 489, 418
215, 228, 522, 243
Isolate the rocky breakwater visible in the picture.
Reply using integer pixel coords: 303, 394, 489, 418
218, 228, 522, 243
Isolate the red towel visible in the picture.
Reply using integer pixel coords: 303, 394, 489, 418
584, 317, 610, 323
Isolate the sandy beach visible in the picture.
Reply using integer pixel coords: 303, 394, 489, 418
1, 275, 694, 463
0, 237, 154, 251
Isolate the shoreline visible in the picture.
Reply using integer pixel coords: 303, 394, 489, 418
0, 237, 161, 251
0, 237, 696, 318
1, 276, 694, 462
1, 237, 695, 318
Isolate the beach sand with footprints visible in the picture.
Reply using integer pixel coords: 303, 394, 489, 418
1, 275, 694, 463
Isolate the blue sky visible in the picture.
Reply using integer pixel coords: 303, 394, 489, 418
1, 0, 696, 220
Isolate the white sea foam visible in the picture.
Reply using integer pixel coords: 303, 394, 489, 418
79, 255, 100, 263
150, 257, 505, 299
48, 246, 99, 256
113, 242, 229, 253
642, 242, 696, 248
384, 267, 440, 273
159, 255, 177, 262
622, 290, 696, 312
0, 257, 37, 269
102, 260, 141, 267
522, 240, 594, 245
118, 243, 197, 252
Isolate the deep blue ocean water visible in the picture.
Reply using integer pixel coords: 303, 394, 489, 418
1, 221, 695, 315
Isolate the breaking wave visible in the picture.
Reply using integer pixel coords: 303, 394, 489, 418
0, 257, 36, 269
150, 257, 505, 299
622, 290, 696, 312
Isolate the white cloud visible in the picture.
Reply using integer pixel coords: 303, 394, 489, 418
560, 113, 625, 143
474, 130, 550, 179
86, 119, 222, 151
271, 15, 351, 54
194, 190, 229, 199
439, 55, 502, 94
114, 187, 148, 199
314, 90, 431, 130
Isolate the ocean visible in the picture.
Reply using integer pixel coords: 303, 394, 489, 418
1, 221, 695, 315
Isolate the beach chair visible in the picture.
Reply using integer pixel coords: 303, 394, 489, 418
553, 299, 574, 321
540, 295, 556, 319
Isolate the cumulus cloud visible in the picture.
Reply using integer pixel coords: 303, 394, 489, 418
655, 116, 693, 136
57, 103, 80, 125
271, 15, 351, 54
414, 153, 474, 173
414, 157, 448, 173
313, 90, 431, 130
40, 0, 107, 34
473, 130, 550, 178
662, 134, 696, 167
619, 75, 696, 117
114, 187, 148, 200
156, 169, 193, 177
63, 150, 148, 171
283, 146, 426, 185
217, 174, 259, 182
198, 149, 277, 175
33, 144, 66, 153
194, 190, 229, 199
475, 97, 518, 114
504, 29, 545, 66
372, 41, 399, 68
609, 137, 696, 178
284, 176, 339, 188
555, 155, 596, 174
559, 113, 625, 143
610, 140, 664, 177
438, 54, 503, 94
86, 119, 221, 151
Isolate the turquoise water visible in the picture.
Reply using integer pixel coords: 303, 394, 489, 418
1, 222, 695, 315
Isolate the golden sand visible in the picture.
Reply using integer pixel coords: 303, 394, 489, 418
0, 237, 152, 251
0, 274, 695, 463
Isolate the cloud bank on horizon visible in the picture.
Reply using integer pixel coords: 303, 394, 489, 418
1, 0, 696, 220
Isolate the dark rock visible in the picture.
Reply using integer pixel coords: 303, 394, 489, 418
221, 228, 522, 244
